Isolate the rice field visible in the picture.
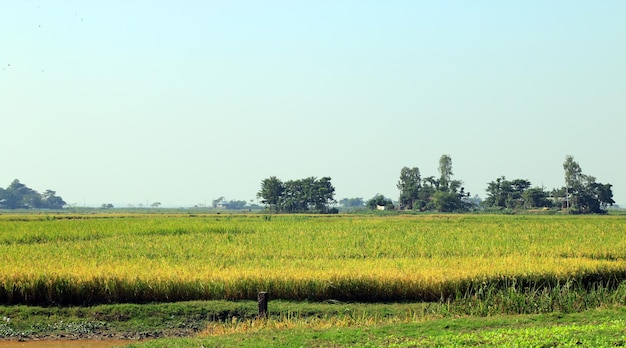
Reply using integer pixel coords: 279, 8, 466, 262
0, 213, 625, 305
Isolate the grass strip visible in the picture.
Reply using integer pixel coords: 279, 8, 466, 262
123, 305, 626, 347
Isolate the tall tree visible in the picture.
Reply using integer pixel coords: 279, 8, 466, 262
438, 154, 453, 191
563, 155, 584, 209
397, 167, 421, 210
562, 155, 614, 213
434, 155, 470, 212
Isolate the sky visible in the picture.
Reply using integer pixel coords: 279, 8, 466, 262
2, 1, 625, 207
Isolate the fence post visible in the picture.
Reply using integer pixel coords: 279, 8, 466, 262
258, 291, 268, 319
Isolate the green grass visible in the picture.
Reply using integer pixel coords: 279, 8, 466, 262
122, 305, 626, 347
3, 300, 626, 346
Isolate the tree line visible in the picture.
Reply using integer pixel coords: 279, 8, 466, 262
257, 176, 337, 213
320, 154, 615, 214
481, 155, 614, 213
394, 154, 614, 214
5, 154, 610, 214
0, 179, 66, 209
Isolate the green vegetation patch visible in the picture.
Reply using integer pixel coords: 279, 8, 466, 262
123, 306, 626, 347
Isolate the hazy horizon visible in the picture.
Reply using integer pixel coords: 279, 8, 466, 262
3, 1, 625, 207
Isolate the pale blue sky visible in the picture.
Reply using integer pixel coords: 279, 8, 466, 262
2, 1, 625, 207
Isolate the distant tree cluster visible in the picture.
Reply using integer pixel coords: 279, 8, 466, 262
394, 155, 614, 214
366, 194, 395, 210
211, 196, 248, 210
483, 156, 614, 213
0, 179, 66, 209
484, 177, 551, 209
561, 155, 614, 213
339, 197, 365, 209
257, 176, 337, 213
396, 154, 472, 212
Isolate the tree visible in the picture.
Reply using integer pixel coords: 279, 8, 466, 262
562, 155, 614, 214
339, 197, 364, 208
212, 196, 226, 208
310, 177, 336, 212
282, 179, 307, 212
438, 154, 453, 190
574, 176, 614, 214
432, 191, 460, 212
257, 176, 284, 212
0, 179, 65, 209
1, 179, 30, 209
590, 182, 615, 210
485, 176, 506, 208
395, 155, 470, 212
416, 181, 436, 211
228, 200, 248, 210
563, 155, 583, 210
434, 154, 470, 212
397, 167, 421, 210
257, 176, 336, 213
510, 179, 531, 194
42, 189, 66, 209
413, 176, 438, 211
484, 177, 532, 209
367, 194, 394, 210
522, 187, 552, 209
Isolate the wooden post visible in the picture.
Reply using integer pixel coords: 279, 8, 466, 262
258, 292, 268, 319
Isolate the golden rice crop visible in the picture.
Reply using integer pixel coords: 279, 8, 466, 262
0, 214, 625, 304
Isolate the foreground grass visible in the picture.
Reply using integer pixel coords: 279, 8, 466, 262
3, 299, 626, 346
123, 305, 626, 347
